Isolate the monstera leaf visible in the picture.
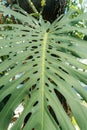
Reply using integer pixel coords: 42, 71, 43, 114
0, 5, 87, 130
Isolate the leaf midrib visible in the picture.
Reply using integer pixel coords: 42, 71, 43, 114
41, 32, 48, 130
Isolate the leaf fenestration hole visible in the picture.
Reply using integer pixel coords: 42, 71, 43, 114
25, 55, 33, 60
37, 88, 39, 90
46, 67, 50, 70
34, 51, 39, 54
37, 56, 40, 58
21, 77, 30, 84
32, 128, 35, 130
32, 40, 38, 42
47, 50, 50, 53
29, 84, 37, 91
0, 85, 4, 90
48, 45, 52, 49
23, 112, 32, 127
59, 66, 69, 74
33, 71, 38, 74
47, 105, 61, 127
46, 98, 49, 101
56, 41, 61, 44
51, 54, 60, 58
0, 55, 9, 61
48, 78, 57, 87
37, 78, 40, 81
45, 82, 49, 87
55, 73, 65, 81
0, 94, 11, 112
33, 64, 38, 67
33, 101, 39, 107
48, 61, 52, 64
32, 59, 35, 61
32, 46, 38, 49
54, 89, 72, 117
28, 93, 31, 98
49, 89, 52, 93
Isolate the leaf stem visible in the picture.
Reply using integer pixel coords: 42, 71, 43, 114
27, 0, 39, 16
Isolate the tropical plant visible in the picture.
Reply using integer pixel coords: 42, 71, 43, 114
5, 0, 67, 22
0, 2, 87, 130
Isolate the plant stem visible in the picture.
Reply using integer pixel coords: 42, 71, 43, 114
27, 0, 39, 15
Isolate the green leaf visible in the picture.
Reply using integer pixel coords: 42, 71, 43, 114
0, 5, 87, 130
